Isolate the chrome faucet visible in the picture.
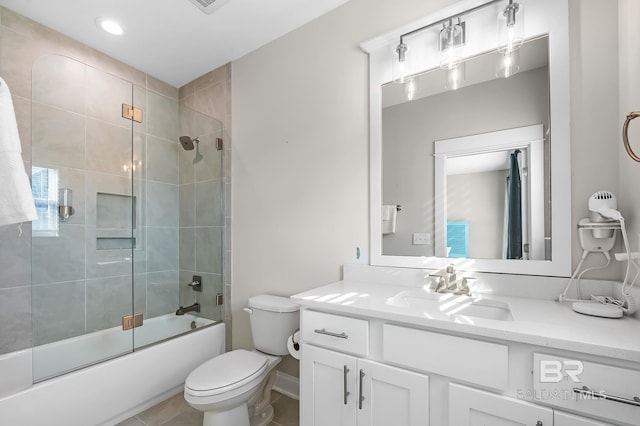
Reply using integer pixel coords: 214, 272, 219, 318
431, 264, 457, 292
429, 264, 474, 296
175, 302, 200, 315
444, 264, 457, 289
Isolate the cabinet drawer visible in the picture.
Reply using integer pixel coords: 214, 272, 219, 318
450, 383, 553, 425
533, 353, 640, 425
554, 410, 615, 426
301, 310, 369, 356
383, 323, 508, 390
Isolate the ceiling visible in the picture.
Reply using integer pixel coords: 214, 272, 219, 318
0, 0, 350, 87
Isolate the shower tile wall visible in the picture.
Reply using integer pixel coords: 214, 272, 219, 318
0, 6, 230, 356
28, 53, 184, 346
177, 105, 224, 322
179, 64, 233, 350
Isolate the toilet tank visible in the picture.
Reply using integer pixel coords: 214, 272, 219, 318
247, 295, 299, 356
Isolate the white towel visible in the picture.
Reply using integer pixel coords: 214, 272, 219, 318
0, 77, 37, 227
382, 205, 397, 235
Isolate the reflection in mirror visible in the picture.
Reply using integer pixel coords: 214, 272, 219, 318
381, 36, 549, 262
434, 124, 546, 261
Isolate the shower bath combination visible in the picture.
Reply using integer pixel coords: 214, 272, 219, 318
179, 135, 203, 164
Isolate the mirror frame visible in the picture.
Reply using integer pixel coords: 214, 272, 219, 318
361, 0, 571, 276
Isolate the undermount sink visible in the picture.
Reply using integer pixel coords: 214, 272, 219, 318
387, 290, 514, 322
448, 301, 514, 321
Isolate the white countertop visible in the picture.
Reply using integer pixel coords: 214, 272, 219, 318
291, 280, 640, 363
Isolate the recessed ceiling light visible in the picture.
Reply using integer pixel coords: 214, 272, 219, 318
95, 17, 124, 36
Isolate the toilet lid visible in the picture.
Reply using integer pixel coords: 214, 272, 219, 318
185, 349, 269, 394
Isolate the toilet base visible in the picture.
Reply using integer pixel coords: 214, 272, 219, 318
203, 403, 250, 426
248, 369, 278, 426
250, 405, 273, 426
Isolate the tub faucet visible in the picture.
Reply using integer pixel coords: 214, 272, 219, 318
176, 302, 200, 315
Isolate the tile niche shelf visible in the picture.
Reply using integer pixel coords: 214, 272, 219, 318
96, 192, 137, 250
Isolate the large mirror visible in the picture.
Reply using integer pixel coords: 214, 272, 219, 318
383, 37, 549, 260
362, 0, 572, 276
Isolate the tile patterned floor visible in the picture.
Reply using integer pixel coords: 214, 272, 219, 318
117, 390, 299, 426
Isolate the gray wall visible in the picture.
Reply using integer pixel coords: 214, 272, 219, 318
617, 0, 640, 274
448, 170, 508, 259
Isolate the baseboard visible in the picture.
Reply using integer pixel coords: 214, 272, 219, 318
272, 371, 299, 400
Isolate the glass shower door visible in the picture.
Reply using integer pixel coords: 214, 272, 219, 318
30, 54, 225, 381
173, 105, 225, 337
31, 54, 137, 381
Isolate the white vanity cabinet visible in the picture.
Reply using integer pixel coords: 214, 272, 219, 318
300, 312, 430, 426
297, 306, 640, 426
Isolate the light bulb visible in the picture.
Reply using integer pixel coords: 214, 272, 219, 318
445, 62, 465, 90
96, 17, 124, 36
497, 1, 524, 53
496, 49, 520, 78
393, 43, 408, 83
439, 19, 464, 70
404, 77, 419, 100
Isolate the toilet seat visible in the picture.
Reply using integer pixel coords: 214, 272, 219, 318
185, 350, 269, 398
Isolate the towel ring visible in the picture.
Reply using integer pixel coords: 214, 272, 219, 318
623, 111, 640, 162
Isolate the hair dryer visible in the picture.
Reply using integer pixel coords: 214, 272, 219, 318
588, 191, 623, 239
589, 191, 623, 221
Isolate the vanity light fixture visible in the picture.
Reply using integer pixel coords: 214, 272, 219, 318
95, 17, 124, 36
393, 42, 408, 83
496, 0, 524, 77
439, 18, 466, 90
439, 18, 465, 70
392, 0, 513, 91
498, 0, 524, 52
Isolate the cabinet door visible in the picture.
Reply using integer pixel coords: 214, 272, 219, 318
358, 359, 429, 426
301, 344, 357, 426
449, 383, 553, 426
554, 411, 615, 426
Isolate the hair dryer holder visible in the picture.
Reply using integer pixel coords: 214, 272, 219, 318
577, 217, 620, 253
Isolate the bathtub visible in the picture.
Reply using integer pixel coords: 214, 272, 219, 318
0, 313, 225, 426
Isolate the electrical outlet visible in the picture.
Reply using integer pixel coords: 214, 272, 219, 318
413, 233, 431, 245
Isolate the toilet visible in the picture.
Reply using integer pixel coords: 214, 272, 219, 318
184, 295, 299, 426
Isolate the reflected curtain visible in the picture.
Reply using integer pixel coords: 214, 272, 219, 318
506, 150, 522, 259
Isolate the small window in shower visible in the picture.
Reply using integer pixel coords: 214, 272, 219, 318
31, 166, 59, 237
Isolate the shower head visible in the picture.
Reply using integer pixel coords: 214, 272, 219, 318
179, 136, 197, 150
